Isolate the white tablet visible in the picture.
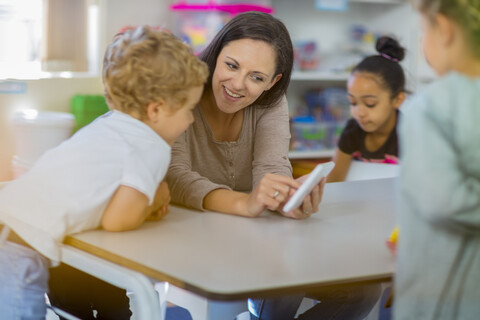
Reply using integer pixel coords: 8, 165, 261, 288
282, 161, 335, 212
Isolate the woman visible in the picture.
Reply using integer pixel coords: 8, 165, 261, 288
166, 11, 322, 219
166, 11, 380, 320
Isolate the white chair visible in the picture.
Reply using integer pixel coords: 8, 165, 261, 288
345, 161, 398, 320
299, 163, 398, 320
345, 161, 400, 181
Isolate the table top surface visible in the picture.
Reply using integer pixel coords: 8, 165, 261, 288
66, 178, 397, 300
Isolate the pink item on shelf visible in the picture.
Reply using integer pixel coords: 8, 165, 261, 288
170, 1, 274, 16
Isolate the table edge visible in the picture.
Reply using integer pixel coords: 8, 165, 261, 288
64, 235, 393, 301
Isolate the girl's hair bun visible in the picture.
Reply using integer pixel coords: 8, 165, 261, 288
376, 36, 405, 62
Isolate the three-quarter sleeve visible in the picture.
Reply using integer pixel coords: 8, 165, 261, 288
166, 96, 293, 211
166, 131, 232, 211
252, 96, 293, 189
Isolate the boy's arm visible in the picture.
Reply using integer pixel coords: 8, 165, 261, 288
101, 183, 170, 232
146, 181, 171, 221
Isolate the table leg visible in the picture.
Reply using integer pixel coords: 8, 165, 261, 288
61, 245, 163, 320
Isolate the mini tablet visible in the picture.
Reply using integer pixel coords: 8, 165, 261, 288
282, 161, 335, 212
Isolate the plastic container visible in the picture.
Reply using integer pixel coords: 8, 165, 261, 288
290, 120, 346, 151
11, 155, 35, 179
216, 0, 271, 4
170, 1, 274, 54
71, 95, 109, 132
11, 110, 75, 177
172, 10, 230, 54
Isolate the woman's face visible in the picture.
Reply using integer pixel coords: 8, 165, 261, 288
211, 38, 282, 114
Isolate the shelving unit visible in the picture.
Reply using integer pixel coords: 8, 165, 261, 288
291, 71, 349, 82
272, 0, 414, 161
288, 149, 334, 160
350, 0, 405, 4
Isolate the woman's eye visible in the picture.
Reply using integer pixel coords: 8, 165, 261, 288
366, 104, 376, 108
226, 62, 237, 70
251, 75, 265, 82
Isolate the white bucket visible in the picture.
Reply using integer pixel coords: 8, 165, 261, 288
11, 156, 35, 179
11, 110, 75, 177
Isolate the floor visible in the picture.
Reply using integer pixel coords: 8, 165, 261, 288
46, 305, 195, 320
45, 286, 392, 320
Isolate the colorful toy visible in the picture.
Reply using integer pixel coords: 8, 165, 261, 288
386, 226, 399, 255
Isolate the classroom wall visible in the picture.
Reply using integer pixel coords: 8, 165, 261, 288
0, 0, 172, 180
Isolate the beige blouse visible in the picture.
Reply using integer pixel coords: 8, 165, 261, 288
166, 97, 292, 210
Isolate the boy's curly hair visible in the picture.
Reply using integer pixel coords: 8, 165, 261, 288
103, 26, 208, 119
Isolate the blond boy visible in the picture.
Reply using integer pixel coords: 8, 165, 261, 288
0, 26, 208, 319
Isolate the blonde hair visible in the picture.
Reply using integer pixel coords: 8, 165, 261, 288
103, 26, 209, 119
412, 0, 480, 57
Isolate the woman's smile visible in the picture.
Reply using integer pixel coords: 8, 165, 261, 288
223, 85, 243, 99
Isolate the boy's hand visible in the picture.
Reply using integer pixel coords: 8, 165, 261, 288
146, 181, 171, 221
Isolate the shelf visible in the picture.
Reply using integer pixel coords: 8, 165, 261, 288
288, 149, 334, 159
170, 2, 274, 14
291, 71, 349, 82
349, 0, 406, 4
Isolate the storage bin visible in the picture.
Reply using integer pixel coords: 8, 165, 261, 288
172, 10, 230, 54
170, 1, 273, 54
11, 110, 75, 177
71, 95, 109, 132
290, 120, 346, 151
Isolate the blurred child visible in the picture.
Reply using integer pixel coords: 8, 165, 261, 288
0, 25, 208, 319
328, 36, 407, 182
394, 0, 480, 319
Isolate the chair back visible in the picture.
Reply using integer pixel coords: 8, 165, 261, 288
345, 161, 400, 181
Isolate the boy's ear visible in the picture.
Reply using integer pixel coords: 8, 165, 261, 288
435, 13, 455, 48
146, 99, 168, 121
393, 92, 406, 110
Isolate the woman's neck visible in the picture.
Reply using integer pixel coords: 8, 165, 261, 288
200, 89, 244, 141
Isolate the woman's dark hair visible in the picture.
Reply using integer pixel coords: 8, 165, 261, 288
352, 36, 407, 98
199, 11, 294, 108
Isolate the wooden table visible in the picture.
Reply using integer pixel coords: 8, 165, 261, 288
63, 178, 397, 318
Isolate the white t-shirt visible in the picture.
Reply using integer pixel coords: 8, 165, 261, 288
0, 110, 171, 262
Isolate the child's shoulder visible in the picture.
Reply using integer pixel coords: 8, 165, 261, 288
408, 72, 478, 111
423, 72, 479, 97
403, 72, 480, 131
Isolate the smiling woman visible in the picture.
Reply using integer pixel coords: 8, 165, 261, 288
0, 0, 100, 79
165, 11, 317, 220
164, 12, 348, 320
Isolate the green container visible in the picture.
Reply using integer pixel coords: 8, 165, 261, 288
70, 95, 109, 131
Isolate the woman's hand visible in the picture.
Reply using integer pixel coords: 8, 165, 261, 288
204, 174, 324, 219
146, 181, 171, 221
279, 175, 326, 219
245, 173, 301, 217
